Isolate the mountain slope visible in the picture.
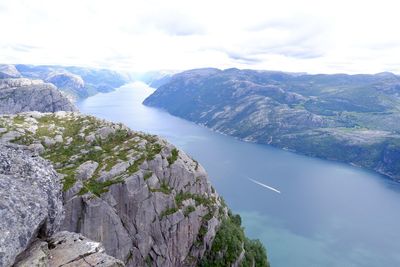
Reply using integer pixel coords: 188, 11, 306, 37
0, 64, 22, 78
11, 64, 127, 100
144, 68, 400, 180
0, 78, 77, 113
45, 72, 88, 100
0, 112, 269, 267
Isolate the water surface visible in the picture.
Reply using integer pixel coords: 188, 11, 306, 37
78, 82, 400, 267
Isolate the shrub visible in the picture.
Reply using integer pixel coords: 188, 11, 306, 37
143, 171, 153, 181
78, 177, 124, 197
184, 205, 196, 217
160, 207, 178, 218
199, 212, 269, 267
167, 148, 179, 165
242, 239, 269, 267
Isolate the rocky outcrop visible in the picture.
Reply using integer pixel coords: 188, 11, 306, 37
1, 112, 269, 266
0, 143, 63, 267
0, 78, 77, 114
46, 72, 87, 100
0, 143, 124, 267
14, 231, 124, 267
0, 113, 226, 266
0, 64, 21, 78
0, 78, 44, 89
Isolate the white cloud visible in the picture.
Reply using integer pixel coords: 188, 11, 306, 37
1, 0, 400, 74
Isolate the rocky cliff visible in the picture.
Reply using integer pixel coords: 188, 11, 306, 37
144, 68, 400, 181
0, 112, 268, 266
0, 143, 122, 267
0, 78, 77, 114
0, 64, 22, 78
46, 72, 87, 101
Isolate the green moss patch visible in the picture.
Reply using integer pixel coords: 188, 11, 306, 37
160, 207, 178, 218
78, 177, 124, 197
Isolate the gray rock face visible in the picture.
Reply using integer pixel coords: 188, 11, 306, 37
0, 112, 226, 266
46, 72, 87, 101
0, 78, 44, 89
0, 78, 77, 114
0, 64, 21, 78
76, 160, 99, 180
13, 240, 49, 267
14, 231, 124, 267
0, 143, 63, 267
62, 139, 223, 267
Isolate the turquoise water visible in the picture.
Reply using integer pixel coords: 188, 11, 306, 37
78, 82, 400, 267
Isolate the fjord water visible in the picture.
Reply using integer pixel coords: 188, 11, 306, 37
78, 82, 400, 267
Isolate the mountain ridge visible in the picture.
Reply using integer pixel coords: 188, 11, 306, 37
0, 64, 128, 101
144, 67, 400, 181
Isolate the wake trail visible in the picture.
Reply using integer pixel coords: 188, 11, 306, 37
248, 177, 281, 194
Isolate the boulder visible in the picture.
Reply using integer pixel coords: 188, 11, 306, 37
14, 231, 124, 267
0, 143, 63, 267
76, 160, 99, 180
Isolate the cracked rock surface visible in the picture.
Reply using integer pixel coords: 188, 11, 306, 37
0, 143, 63, 267
1, 112, 226, 267
0, 78, 77, 114
0, 143, 123, 267
14, 231, 124, 267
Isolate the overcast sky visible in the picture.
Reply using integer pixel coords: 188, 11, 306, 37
1, 0, 400, 74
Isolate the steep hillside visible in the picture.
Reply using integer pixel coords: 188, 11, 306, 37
0, 78, 77, 114
144, 68, 400, 180
0, 64, 22, 78
45, 72, 88, 100
0, 112, 269, 267
11, 64, 127, 100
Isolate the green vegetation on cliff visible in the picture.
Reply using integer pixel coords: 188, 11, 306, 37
0, 112, 174, 196
200, 211, 269, 267
0, 112, 270, 266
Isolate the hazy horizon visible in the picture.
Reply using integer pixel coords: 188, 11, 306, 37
3, 63, 400, 77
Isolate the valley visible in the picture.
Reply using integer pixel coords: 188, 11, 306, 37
79, 82, 400, 267
144, 68, 400, 181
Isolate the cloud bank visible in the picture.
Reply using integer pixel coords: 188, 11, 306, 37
1, 0, 400, 74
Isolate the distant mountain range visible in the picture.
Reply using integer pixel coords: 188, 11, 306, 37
0, 64, 127, 101
144, 68, 400, 181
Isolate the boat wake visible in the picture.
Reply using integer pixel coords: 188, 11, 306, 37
248, 177, 281, 194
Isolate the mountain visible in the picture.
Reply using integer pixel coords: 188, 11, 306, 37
0, 112, 269, 267
0, 64, 22, 78
128, 70, 179, 88
0, 143, 123, 267
143, 71, 177, 88
3, 64, 128, 100
144, 68, 400, 181
0, 78, 77, 113
45, 71, 88, 100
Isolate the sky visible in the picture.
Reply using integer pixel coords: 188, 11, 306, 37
1, 0, 400, 74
